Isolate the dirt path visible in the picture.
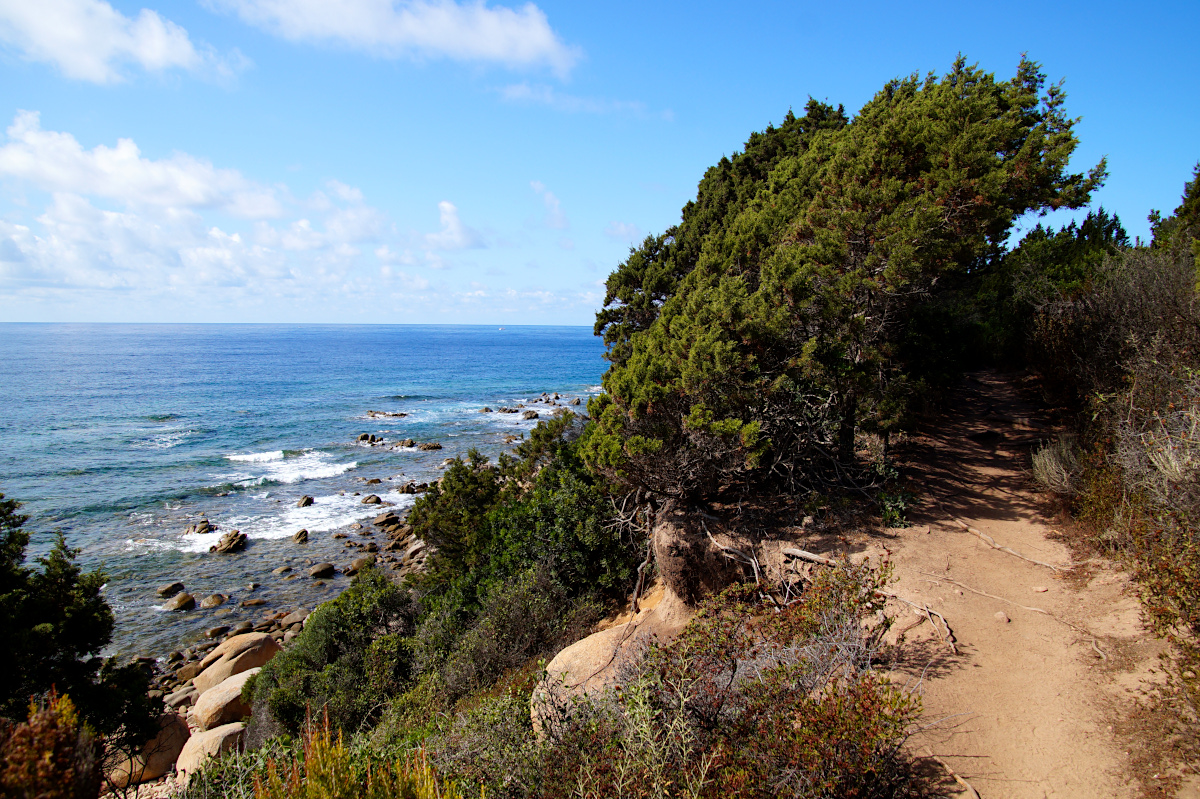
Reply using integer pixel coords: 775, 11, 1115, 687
874, 371, 1183, 798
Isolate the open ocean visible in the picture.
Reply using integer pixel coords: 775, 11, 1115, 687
0, 324, 606, 658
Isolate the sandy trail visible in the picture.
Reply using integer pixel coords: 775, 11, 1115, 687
874, 371, 1174, 798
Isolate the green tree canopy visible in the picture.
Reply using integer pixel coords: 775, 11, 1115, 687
584, 56, 1105, 501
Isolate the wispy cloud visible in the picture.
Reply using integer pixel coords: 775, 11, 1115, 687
530, 180, 567, 229
603, 220, 643, 244
0, 0, 244, 83
209, 0, 580, 77
424, 200, 483, 250
500, 82, 648, 114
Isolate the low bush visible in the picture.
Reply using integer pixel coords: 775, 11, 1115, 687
251, 568, 420, 736
540, 565, 917, 799
0, 692, 101, 799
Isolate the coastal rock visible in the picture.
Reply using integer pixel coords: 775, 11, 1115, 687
205, 625, 230, 639
272, 566, 292, 575
176, 722, 244, 782
185, 519, 216, 535
479, 407, 492, 413
105, 712, 190, 788
156, 581, 185, 598
522, 410, 539, 420
365, 478, 381, 485
309, 563, 335, 578
373, 511, 400, 527
281, 609, 309, 627
345, 554, 376, 576
210, 530, 248, 554
163, 592, 196, 612
361, 494, 382, 505
356, 433, 371, 442
240, 598, 267, 607
231, 621, 253, 635
293, 528, 309, 543
175, 662, 203, 682
193, 633, 281, 694
570, 398, 581, 406
367, 410, 407, 418
417, 441, 443, 451
165, 686, 198, 710
397, 438, 416, 447
194, 668, 258, 731
200, 594, 228, 609
297, 495, 314, 508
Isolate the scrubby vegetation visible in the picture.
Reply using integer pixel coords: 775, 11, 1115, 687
1014, 166, 1200, 711
10, 53, 1198, 797
0, 492, 161, 797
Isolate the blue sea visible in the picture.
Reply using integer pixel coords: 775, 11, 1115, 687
0, 324, 606, 658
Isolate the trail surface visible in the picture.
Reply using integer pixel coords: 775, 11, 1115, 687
875, 371, 1186, 798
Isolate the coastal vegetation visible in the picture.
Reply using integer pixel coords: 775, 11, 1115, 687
3, 54, 1198, 797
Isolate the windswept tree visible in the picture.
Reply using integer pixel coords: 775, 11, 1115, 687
585, 56, 1105, 500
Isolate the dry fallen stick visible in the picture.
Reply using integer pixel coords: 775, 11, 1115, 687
925, 748, 982, 799
947, 516, 1061, 573
781, 547, 839, 567
918, 571, 1107, 652
881, 590, 958, 654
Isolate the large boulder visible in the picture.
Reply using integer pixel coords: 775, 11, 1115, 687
193, 633, 281, 694
652, 501, 741, 605
531, 583, 693, 736
522, 410, 539, 420
293, 528, 309, 543
200, 593, 228, 609
176, 722, 244, 782
361, 494, 382, 505
193, 668, 258, 731
104, 712, 189, 788
156, 581, 184, 598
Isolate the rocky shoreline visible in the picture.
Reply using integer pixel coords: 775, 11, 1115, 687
104, 393, 590, 792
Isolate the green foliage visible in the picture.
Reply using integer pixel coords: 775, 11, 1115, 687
975, 208, 1129, 362
1151, 162, 1200, 259
587, 56, 1104, 500
252, 568, 420, 736
253, 719, 469, 799
0, 692, 101, 799
540, 567, 916, 799
0, 493, 159, 761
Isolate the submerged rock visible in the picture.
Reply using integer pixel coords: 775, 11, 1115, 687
309, 563, 335, 578
200, 594, 228, 609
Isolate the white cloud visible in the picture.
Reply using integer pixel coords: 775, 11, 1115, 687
424, 200, 482, 250
0, 111, 281, 218
210, 0, 579, 76
501, 82, 646, 114
529, 180, 567, 229
0, 0, 241, 83
604, 220, 643, 244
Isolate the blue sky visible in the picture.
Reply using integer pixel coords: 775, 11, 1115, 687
0, 0, 1196, 324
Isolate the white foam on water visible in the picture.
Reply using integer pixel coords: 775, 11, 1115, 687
227, 450, 285, 463
169, 490, 418, 553
215, 451, 357, 487
133, 429, 196, 449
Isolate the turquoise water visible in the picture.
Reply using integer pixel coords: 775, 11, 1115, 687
0, 324, 606, 657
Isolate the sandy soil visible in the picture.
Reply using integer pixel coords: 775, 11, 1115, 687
864, 371, 1195, 798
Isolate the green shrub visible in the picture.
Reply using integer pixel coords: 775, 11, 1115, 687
540, 565, 917, 799
252, 568, 420, 736
0, 493, 159, 770
0, 692, 101, 799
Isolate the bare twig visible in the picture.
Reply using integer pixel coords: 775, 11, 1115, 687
936, 504, 1061, 573
924, 748, 982, 799
880, 591, 957, 654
